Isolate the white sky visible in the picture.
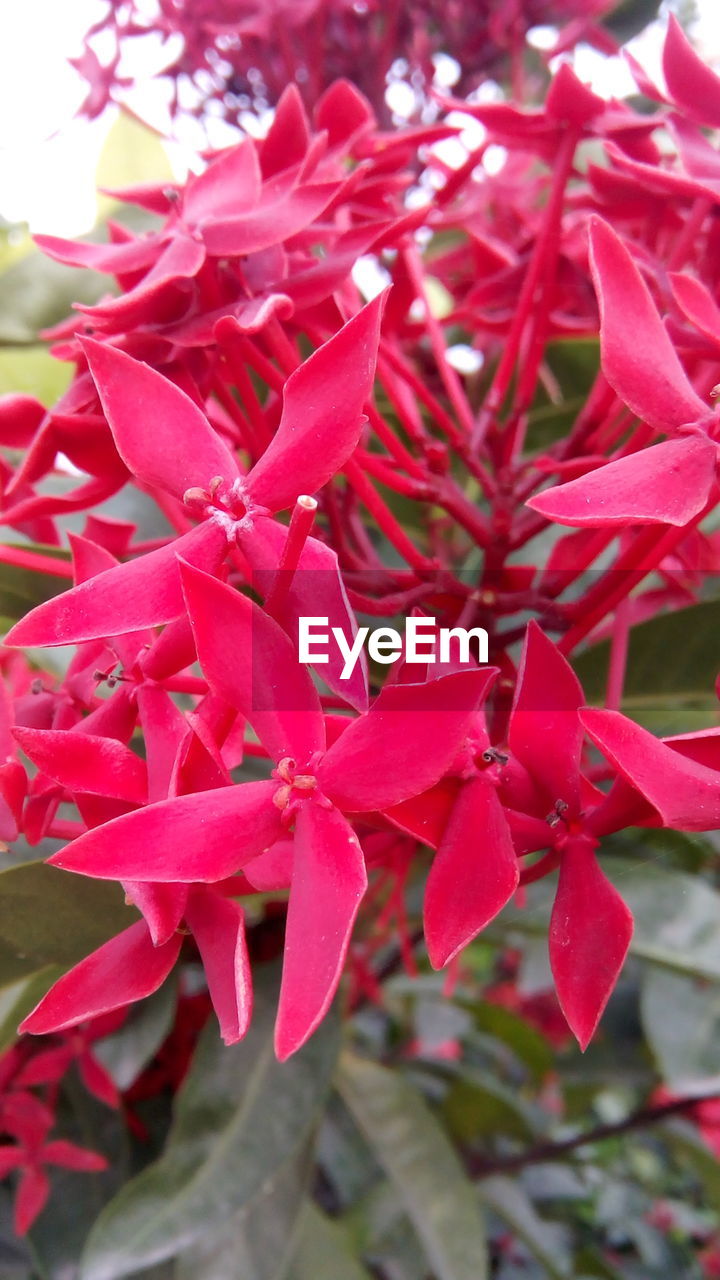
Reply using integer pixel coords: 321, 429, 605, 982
1, 0, 719, 237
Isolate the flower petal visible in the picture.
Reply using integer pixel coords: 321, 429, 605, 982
275, 801, 366, 1060
247, 293, 386, 512
82, 339, 240, 500
425, 775, 519, 968
20, 922, 182, 1036
527, 436, 717, 528
179, 560, 325, 764
581, 708, 720, 831
5, 522, 227, 648
509, 621, 584, 813
49, 782, 283, 881
185, 887, 252, 1045
550, 840, 633, 1050
13, 727, 147, 804
588, 218, 708, 433
318, 668, 497, 811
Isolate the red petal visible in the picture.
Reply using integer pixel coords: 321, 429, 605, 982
509, 621, 584, 812
247, 294, 386, 512
527, 436, 717, 528
275, 801, 366, 1060
49, 782, 283, 881
425, 776, 519, 967
663, 14, 720, 128
318, 668, 497, 811
200, 181, 340, 256
77, 235, 205, 325
185, 887, 252, 1045
580, 708, 720, 831
550, 840, 633, 1049
588, 218, 708, 432
82, 339, 240, 500
13, 727, 147, 803
184, 138, 261, 223
180, 560, 325, 764
33, 231, 162, 274
124, 882, 188, 946
5, 522, 227, 647
42, 1139, 107, 1171
15, 1166, 50, 1235
243, 519, 369, 711
20, 922, 182, 1035
669, 272, 720, 351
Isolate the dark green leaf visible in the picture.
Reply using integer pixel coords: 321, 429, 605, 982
337, 1052, 488, 1280
287, 1202, 374, 1280
94, 978, 178, 1090
0, 965, 64, 1051
443, 1070, 536, 1143
573, 600, 720, 731
479, 1177, 572, 1279
0, 861, 138, 982
80, 965, 340, 1279
641, 968, 720, 1089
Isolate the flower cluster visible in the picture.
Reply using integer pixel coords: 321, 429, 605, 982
73, 0, 620, 126
2, 12, 720, 1135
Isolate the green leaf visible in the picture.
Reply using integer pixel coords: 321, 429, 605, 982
641, 968, 720, 1090
479, 1176, 572, 1280
443, 1069, 536, 1143
287, 1202, 374, 1280
337, 1052, 488, 1280
80, 965, 340, 1279
469, 1002, 554, 1082
0, 965, 64, 1052
174, 1137, 314, 1280
604, 0, 662, 43
0, 861, 137, 985
661, 1119, 720, 1202
0, 256, 104, 348
573, 600, 720, 731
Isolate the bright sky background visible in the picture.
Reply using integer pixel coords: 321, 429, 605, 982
1, 0, 719, 237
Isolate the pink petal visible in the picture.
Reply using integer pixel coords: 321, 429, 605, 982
669, 272, 720, 351
509, 621, 584, 813
424, 775, 519, 968
275, 800, 366, 1060
588, 218, 708, 432
124, 882, 188, 946
33, 231, 163, 274
78, 1052, 121, 1109
247, 294, 386, 513
13, 727, 147, 803
663, 13, 720, 128
180, 560, 325, 765
260, 85, 311, 177
82, 339, 240, 500
242, 517, 368, 710
49, 782, 283, 881
20, 922, 182, 1036
42, 1139, 107, 1171
136, 685, 189, 804
580, 708, 720, 830
185, 887, 252, 1045
15, 1166, 50, 1235
5, 521, 227, 648
318, 668, 497, 812
550, 839, 633, 1049
200, 181, 340, 256
527, 436, 717, 528
184, 138, 261, 224
76, 234, 205, 325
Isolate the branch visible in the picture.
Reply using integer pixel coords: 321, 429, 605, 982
466, 1092, 720, 1177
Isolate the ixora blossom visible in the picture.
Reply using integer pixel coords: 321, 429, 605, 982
20, 569, 496, 1059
